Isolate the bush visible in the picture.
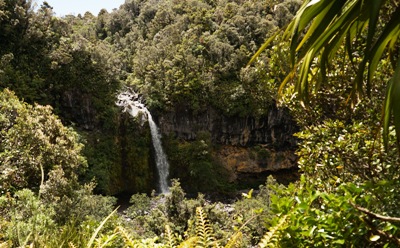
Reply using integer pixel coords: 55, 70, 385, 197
0, 89, 87, 194
295, 120, 400, 191
265, 176, 400, 247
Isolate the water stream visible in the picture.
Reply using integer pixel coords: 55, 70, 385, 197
116, 91, 170, 193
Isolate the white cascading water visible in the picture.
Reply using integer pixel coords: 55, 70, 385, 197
116, 91, 170, 193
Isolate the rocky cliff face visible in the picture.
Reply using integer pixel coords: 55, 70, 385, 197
157, 104, 299, 185
215, 145, 297, 183
158, 104, 297, 148
61, 90, 97, 130
58, 87, 298, 193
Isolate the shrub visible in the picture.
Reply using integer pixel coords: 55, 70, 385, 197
266, 176, 400, 247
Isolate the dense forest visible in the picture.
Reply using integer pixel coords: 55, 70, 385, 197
1, 0, 400, 247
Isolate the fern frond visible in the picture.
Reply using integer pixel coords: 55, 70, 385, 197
116, 226, 137, 247
224, 232, 242, 248
195, 207, 216, 248
258, 215, 288, 248
178, 237, 198, 248
97, 233, 118, 248
165, 225, 176, 248
68, 242, 78, 248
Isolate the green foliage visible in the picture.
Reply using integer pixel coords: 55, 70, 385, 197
108, 0, 301, 115
168, 205, 248, 248
266, 176, 400, 247
0, 89, 117, 246
163, 206, 243, 248
263, 58, 400, 243
195, 207, 217, 247
5, 1, 400, 247
0, 0, 300, 197
124, 180, 237, 245
0, 89, 86, 193
42, 179, 117, 224
258, 215, 287, 248
1, 172, 347, 248
224, 231, 242, 248
257, 16, 400, 244
165, 132, 232, 194
233, 177, 276, 245
0, 0, 140, 196
164, 224, 177, 248
86, 208, 119, 248
0, 189, 55, 247
83, 113, 154, 195
121, 178, 285, 247
296, 120, 400, 191
0, 187, 117, 247
254, 0, 400, 146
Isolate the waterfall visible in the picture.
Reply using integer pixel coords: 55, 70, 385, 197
116, 91, 170, 193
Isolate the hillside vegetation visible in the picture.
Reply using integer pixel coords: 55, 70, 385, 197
0, 0, 400, 247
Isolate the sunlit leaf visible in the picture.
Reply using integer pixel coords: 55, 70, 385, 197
369, 235, 380, 241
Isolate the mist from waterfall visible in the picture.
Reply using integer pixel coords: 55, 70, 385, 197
116, 91, 169, 193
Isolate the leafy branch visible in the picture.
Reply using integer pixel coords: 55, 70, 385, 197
350, 202, 400, 222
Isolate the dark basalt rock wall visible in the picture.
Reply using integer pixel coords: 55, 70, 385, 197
157, 104, 299, 185
61, 89, 97, 130
158, 104, 297, 149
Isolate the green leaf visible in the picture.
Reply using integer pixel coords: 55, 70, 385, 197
295, 0, 336, 51
383, 78, 394, 149
367, 7, 400, 84
391, 60, 400, 146
296, 0, 346, 55
297, 49, 315, 103
369, 235, 380, 242
334, 239, 345, 244
247, 31, 280, 66
365, 0, 385, 55
87, 208, 118, 248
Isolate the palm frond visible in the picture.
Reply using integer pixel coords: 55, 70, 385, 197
252, 0, 400, 147
384, 60, 400, 149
